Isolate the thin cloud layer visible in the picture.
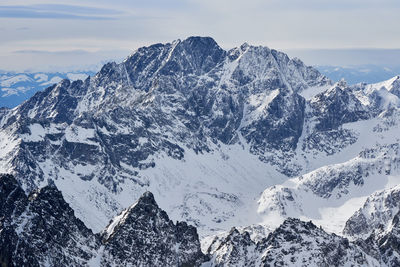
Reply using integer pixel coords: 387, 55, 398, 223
0, 0, 399, 71
0, 4, 122, 20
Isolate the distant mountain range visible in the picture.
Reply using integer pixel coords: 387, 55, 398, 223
316, 65, 400, 85
0, 71, 94, 108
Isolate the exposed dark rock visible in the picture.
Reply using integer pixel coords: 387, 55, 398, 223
208, 218, 376, 267
0, 174, 206, 267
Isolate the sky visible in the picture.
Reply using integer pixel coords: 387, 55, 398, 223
1, 0, 400, 72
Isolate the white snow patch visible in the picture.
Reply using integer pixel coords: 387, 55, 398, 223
66, 73, 89, 81
34, 73, 48, 82
20, 123, 46, 142
367, 75, 399, 92
104, 201, 138, 240
20, 123, 63, 142
40, 76, 63, 86
299, 85, 331, 100
65, 125, 97, 146
0, 74, 31, 87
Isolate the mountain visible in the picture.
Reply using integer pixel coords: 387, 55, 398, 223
1, 36, 400, 265
342, 184, 400, 266
0, 36, 332, 235
344, 183, 400, 239
257, 75, 400, 232
205, 218, 379, 266
100, 191, 206, 266
0, 174, 206, 267
0, 71, 94, 108
0, 173, 99, 266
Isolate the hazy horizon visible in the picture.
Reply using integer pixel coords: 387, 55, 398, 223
1, 45, 400, 73
1, 1, 399, 71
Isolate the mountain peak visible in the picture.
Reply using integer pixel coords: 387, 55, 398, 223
1, 36, 333, 232
240, 42, 250, 50
102, 190, 166, 241
0, 178, 206, 266
336, 78, 348, 88
139, 191, 156, 204
181, 36, 219, 47
101, 190, 206, 266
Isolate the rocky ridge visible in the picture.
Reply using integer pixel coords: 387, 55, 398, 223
0, 174, 206, 267
205, 218, 379, 267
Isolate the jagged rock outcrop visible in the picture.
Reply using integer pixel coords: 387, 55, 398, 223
206, 218, 379, 266
0, 174, 206, 267
310, 80, 370, 131
343, 185, 400, 265
100, 191, 206, 266
344, 184, 400, 238
373, 210, 400, 266
0, 174, 98, 267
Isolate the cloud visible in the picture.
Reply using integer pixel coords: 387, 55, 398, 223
0, 48, 130, 72
266, 0, 400, 11
13, 49, 95, 55
1, 86, 31, 97
192, 0, 400, 11
0, 0, 399, 72
0, 4, 123, 20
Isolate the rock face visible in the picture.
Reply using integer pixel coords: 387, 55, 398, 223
4, 37, 330, 187
310, 80, 370, 131
206, 218, 379, 267
343, 184, 400, 266
100, 191, 206, 267
0, 174, 98, 267
0, 174, 206, 267
374, 211, 400, 266
344, 184, 400, 239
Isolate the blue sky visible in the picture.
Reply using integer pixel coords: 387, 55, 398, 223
1, 0, 400, 71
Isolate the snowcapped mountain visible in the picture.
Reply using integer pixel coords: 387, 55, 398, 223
0, 173, 99, 266
0, 174, 206, 266
1, 36, 400, 265
344, 184, 400, 239
343, 184, 400, 266
0, 71, 94, 108
316, 65, 400, 85
0, 36, 332, 236
258, 76, 400, 234
205, 218, 379, 266
100, 191, 206, 267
